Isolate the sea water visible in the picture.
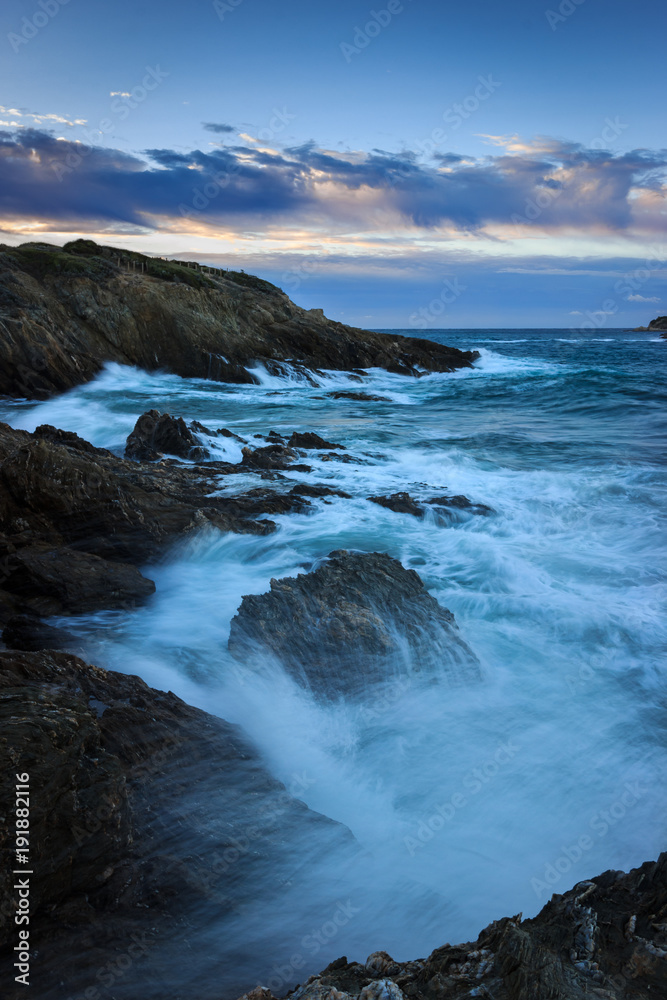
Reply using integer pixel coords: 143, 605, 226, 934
2, 329, 665, 991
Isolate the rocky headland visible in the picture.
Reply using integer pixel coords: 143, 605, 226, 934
0, 239, 479, 399
634, 315, 667, 336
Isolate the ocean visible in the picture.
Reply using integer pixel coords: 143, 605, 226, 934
2, 328, 665, 992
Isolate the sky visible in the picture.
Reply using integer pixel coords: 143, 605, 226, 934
1, 0, 666, 328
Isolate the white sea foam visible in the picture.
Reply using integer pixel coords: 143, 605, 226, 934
4, 337, 666, 979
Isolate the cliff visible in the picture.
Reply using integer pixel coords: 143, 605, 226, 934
0, 239, 478, 399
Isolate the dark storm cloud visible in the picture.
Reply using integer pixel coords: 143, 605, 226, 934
0, 128, 665, 235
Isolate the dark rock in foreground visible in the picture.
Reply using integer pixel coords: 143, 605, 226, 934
1, 613, 78, 651
0, 649, 354, 1000
0, 240, 479, 400
228, 551, 480, 697
125, 409, 210, 461
239, 854, 667, 1000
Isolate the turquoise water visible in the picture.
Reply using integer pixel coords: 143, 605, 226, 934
2, 328, 665, 993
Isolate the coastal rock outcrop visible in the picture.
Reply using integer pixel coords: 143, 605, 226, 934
228, 551, 480, 696
0, 240, 479, 400
125, 409, 210, 461
368, 491, 493, 519
239, 854, 667, 1000
0, 421, 306, 622
288, 431, 345, 450
0, 649, 354, 1000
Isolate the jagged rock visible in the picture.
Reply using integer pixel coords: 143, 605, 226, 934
213, 487, 312, 519
125, 409, 209, 461
217, 426, 248, 442
241, 443, 300, 470
228, 551, 480, 697
288, 431, 345, 450
365, 952, 401, 976
427, 494, 494, 516
368, 492, 423, 517
0, 649, 354, 999
0, 240, 479, 399
369, 492, 493, 519
290, 484, 352, 499
321, 452, 359, 464
0, 422, 288, 622
241, 856, 667, 1000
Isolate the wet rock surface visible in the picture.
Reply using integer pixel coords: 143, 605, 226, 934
288, 431, 345, 450
368, 492, 424, 517
228, 550, 480, 697
0, 649, 354, 1000
326, 391, 390, 402
0, 240, 479, 400
125, 409, 210, 461
0, 421, 305, 624
237, 855, 667, 1000
1, 613, 78, 651
241, 443, 300, 471
369, 491, 493, 519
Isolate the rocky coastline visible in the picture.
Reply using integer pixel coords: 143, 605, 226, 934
634, 315, 667, 336
0, 251, 664, 1000
0, 240, 478, 399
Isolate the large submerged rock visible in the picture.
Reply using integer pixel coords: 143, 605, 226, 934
228, 551, 480, 696
0, 240, 479, 399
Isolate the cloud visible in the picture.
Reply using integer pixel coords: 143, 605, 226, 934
0, 127, 665, 242
110, 91, 132, 98
0, 107, 86, 127
627, 293, 660, 302
202, 122, 235, 134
